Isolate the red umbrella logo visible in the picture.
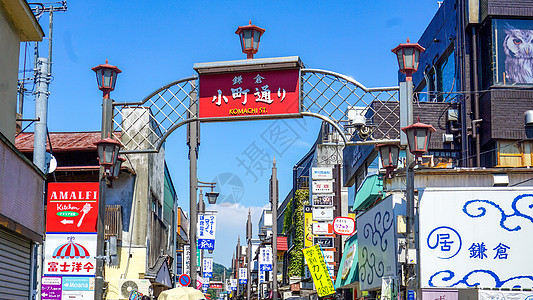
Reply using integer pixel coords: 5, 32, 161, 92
52, 236, 90, 259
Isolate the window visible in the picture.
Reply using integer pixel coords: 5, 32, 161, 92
416, 48, 457, 102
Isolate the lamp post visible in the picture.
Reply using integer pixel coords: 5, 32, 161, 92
401, 120, 435, 297
197, 181, 218, 288
235, 20, 265, 59
391, 40, 426, 297
93, 58, 123, 300
270, 158, 278, 300
376, 143, 401, 178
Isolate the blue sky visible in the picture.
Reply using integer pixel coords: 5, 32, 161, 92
24, 1, 440, 268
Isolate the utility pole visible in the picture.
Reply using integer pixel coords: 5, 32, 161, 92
30, 2, 67, 172
188, 81, 200, 288
246, 210, 252, 300
236, 237, 241, 298
270, 158, 278, 300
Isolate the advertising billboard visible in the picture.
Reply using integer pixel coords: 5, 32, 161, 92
44, 233, 97, 276
493, 19, 533, 85
419, 188, 533, 289
46, 182, 99, 233
198, 69, 300, 119
357, 194, 405, 291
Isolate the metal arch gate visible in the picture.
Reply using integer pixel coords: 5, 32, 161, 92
111, 69, 401, 154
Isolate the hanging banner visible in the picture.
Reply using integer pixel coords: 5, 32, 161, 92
203, 258, 213, 278
259, 248, 273, 272
239, 268, 248, 284
198, 214, 216, 250
44, 233, 97, 276
198, 68, 300, 119
46, 182, 99, 233
302, 245, 335, 297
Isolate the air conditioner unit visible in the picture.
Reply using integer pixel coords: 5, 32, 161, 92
118, 279, 151, 299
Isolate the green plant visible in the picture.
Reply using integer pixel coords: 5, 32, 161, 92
282, 198, 293, 234
288, 189, 308, 277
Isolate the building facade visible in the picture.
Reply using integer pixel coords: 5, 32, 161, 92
0, 1, 43, 299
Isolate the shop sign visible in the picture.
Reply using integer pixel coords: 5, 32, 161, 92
41, 276, 62, 300
312, 180, 333, 194
46, 182, 99, 233
311, 167, 333, 180
183, 245, 190, 275
341, 243, 356, 279
304, 206, 313, 247
210, 283, 223, 289
419, 188, 533, 289
198, 69, 300, 119
62, 276, 95, 291
313, 237, 334, 248
230, 279, 238, 291
259, 248, 273, 271
312, 194, 334, 206
203, 257, 213, 278
312, 207, 334, 221
44, 233, 97, 276
239, 268, 247, 284
322, 250, 334, 263
302, 245, 335, 297
333, 217, 355, 235
421, 289, 457, 300
312, 222, 333, 235
198, 214, 216, 250
259, 271, 265, 284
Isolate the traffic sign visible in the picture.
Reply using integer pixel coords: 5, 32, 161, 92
179, 274, 191, 287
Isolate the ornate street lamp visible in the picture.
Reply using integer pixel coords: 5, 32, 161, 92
376, 143, 401, 178
391, 39, 425, 81
92, 59, 122, 99
205, 191, 220, 205
401, 120, 436, 160
235, 20, 265, 59
111, 156, 126, 179
94, 137, 122, 177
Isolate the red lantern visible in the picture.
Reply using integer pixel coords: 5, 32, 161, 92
92, 60, 121, 99
391, 39, 425, 81
235, 20, 265, 59
401, 121, 436, 159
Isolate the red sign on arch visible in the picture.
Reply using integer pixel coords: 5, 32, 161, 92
198, 68, 300, 119
46, 182, 99, 233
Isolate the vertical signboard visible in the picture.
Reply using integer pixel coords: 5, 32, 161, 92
304, 206, 313, 247
198, 69, 300, 119
203, 258, 213, 278
239, 268, 247, 284
46, 182, 99, 233
198, 214, 216, 250
44, 233, 97, 276
231, 279, 237, 291
183, 245, 190, 275
259, 248, 273, 272
419, 188, 533, 289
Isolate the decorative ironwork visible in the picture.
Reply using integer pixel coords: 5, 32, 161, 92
112, 70, 400, 153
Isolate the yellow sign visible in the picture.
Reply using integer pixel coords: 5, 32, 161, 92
302, 245, 335, 297
304, 207, 313, 247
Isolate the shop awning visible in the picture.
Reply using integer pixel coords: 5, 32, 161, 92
353, 174, 383, 211
335, 234, 358, 289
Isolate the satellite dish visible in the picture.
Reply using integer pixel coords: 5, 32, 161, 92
45, 152, 57, 174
